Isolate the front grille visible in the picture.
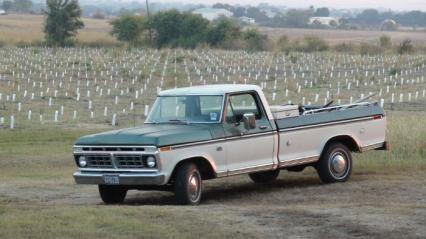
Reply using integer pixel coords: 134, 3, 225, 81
86, 155, 113, 168
115, 155, 145, 168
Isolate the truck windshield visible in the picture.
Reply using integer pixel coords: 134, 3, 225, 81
146, 95, 224, 123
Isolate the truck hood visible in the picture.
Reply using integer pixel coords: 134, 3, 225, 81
75, 123, 224, 147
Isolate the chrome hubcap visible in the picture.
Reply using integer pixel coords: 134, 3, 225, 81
188, 172, 201, 202
330, 153, 347, 177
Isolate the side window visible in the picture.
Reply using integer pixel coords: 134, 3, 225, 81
226, 93, 262, 123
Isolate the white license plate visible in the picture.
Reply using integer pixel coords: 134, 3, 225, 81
103, 175, 120, 185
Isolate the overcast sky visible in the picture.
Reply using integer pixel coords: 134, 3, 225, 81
150, 0, 426, 11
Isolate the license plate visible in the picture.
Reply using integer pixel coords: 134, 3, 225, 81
103, 175, 120, 185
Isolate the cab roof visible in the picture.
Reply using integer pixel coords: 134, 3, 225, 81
159, 84, 262, 96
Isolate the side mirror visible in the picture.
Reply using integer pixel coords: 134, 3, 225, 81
243, 113, 256, 130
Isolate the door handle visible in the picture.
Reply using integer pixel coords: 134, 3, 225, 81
259, 125, 268, 130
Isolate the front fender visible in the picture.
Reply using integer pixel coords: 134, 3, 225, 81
158, 142, 226, 183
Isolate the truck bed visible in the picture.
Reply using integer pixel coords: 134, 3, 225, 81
273, 102, 386, 166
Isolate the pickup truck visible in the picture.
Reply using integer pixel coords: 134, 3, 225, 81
73, 84, 388, 205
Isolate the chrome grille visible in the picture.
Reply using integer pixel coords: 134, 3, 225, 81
86, 155, 113, 168
115, 155, 145, 168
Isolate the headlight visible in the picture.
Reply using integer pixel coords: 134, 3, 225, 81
146, 156, 156, 168
78, 156, 87, 167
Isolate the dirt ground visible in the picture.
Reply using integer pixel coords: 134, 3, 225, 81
1, 167, 425, 238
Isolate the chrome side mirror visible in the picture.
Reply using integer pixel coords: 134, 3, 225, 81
243, 113, 256, 130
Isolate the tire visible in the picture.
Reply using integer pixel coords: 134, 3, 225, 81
316, 142, 352, 183
98, 185, 127, 204
249, 170, 280, 183
174, 162, 203, 205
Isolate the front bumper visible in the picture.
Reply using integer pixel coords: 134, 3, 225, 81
73, 171, 166, 185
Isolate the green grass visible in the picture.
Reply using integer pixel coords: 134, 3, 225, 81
0, 111, 425, 238
0, 205, 261, 239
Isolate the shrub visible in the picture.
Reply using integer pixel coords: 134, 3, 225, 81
379, 35, 392, 49
242, 28, 270, 52
359, 42, 382, 55
300, 36, 329, 52
397, 39, 414, 54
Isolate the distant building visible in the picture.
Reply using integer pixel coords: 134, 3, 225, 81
380, 19, 398, 31
308, 17, 339, 27
193, 8, 233, 21
0, 9, 7, 15
239, 16, 255, 25
262, 9, 277, 18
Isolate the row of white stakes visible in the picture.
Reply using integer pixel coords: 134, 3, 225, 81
1, 105, 151, 129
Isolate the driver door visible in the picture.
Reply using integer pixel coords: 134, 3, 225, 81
223, 92, 275, 174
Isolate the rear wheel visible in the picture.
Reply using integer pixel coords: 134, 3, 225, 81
316, 142, 352, 183
98, 185, 127, 204
174, 162, 203, 205
249, 170, 280, 183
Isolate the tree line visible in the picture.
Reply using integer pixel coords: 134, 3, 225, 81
26, 0, 420, 55
110, 10, 269, 51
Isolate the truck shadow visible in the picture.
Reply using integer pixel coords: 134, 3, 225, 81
122, 175, 346, 206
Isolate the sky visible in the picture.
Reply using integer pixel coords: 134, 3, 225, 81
149, 0, 426, 11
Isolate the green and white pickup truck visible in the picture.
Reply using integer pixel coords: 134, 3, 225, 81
73, 84, 388, 205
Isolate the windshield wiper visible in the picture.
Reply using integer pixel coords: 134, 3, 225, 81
168, 119, 190, 124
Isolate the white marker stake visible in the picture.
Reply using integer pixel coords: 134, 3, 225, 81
144, 105, 149, 116
10, 116, 14, 129
380, 99, 384, 108
104, 107, 108, 117
73, 110, 77, 120
112, 114, 116, 126
28, 110, 32, 120
54, 111, 59, 122
0, 117, 4, 125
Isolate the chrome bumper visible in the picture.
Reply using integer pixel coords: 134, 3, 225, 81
73, 171, 166, 185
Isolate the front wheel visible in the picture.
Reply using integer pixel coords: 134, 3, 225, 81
98, 185, 127, 204
316, 142, 352, 183
249, 170, 280, 183
174, 163, 203, 205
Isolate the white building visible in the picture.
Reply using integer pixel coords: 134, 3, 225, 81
239, 16, 255, 25
0, 9, 7, 15
308, 17, 339, 27
193, 8, 233, 21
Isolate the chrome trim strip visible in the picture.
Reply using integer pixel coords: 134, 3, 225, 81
74, 151, 158, 155
170, 131, 275, 149
279, 116, 377, 132
360, 142, 385, 152
278, 156, 319, 168
73, 145, 157, 149
79, 168, 159, 173
227, 163, 275, 176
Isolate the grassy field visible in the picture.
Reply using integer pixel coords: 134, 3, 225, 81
0, 14, 116, 45
0, 110, 425, 238
258, 26, 426, 45
0, 13, 425, 237
2, 14, 426, 46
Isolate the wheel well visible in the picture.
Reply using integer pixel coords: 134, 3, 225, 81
169, 157, 216, 183
324, 135, 360, 153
